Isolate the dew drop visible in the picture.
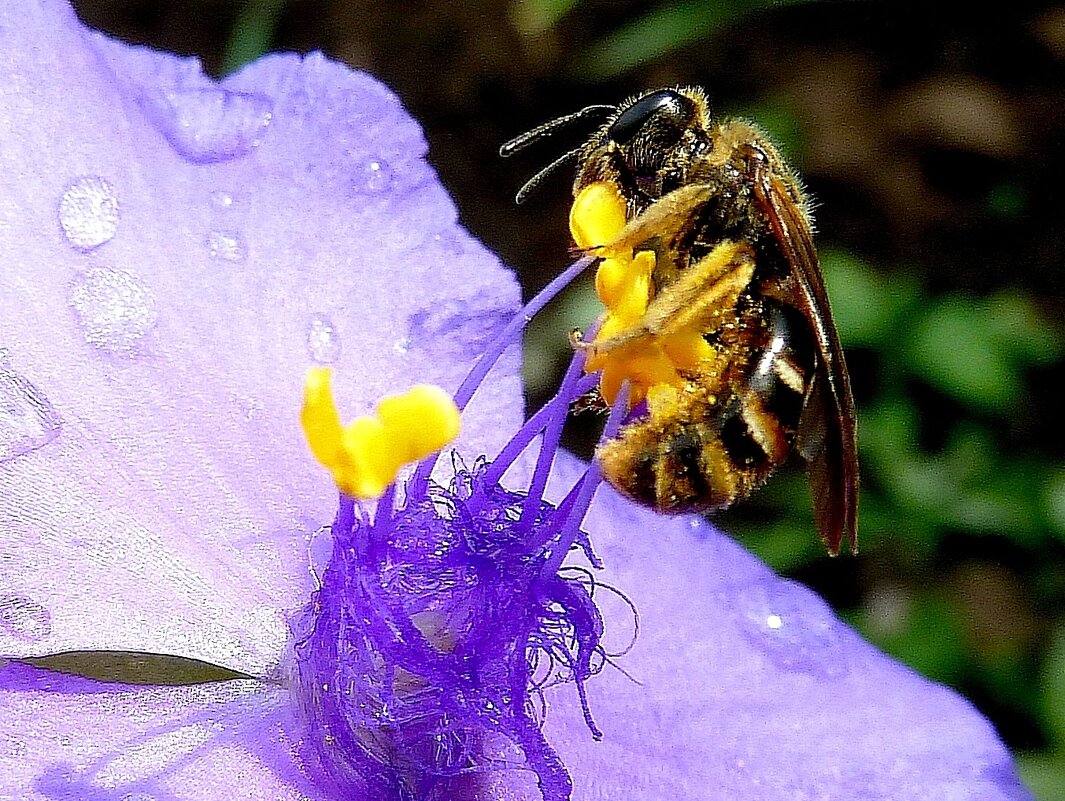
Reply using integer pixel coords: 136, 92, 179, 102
206, 229, 247, 262
306, 314, 342, 363
58, 176, 120, 250
145, 88, 273, 163
70, 266, 158, 353
7, 739, 27, 758
210, 190, 234, 210
0, 366, 62, 462
0, 595, 53, 642
308, 524, 335, 582
122, 793, 159, 801
406, 294, 515, 357
733, 579, 847, 678
351, 158, 393, 195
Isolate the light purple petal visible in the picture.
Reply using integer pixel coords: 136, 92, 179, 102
535, 453, 1031, 801
0, 3, 1033, 800
0, 0, 522, 675
0, 662, 327, 800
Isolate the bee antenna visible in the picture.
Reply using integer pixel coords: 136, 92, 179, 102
513, 146, 582, 204
499, 104, 615, 158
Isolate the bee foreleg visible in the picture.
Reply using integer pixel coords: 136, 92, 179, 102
587, 240, 756, 357
602, 183, 715, 257
641, 240, 756, 336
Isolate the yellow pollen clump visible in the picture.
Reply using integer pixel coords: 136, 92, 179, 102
570, 181, 627, 249
300, 367, 460, 499
571, 181, 716, 408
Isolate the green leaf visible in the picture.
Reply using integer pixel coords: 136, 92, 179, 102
820, 250, 920, 348
904, 292, 1063, 414
1041, 624, 1065, 748
570, 0, 811, 79
1017, 751, 1065, 801
510, 0, 581, 35
522, 280, 599, 398
860, 590, 966, 683
985, 181, 1027, 220
220, 0, 287, 76
1044, 469, 1065, 539
862, 399, 1053, 541
735, 100, 805, 162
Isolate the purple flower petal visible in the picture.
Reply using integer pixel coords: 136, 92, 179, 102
537, 452, 1031, 801
0, 0, 521, 676
0, 3, 1034, 801
0, 661, 328, 800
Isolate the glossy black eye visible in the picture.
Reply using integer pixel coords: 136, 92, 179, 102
608, 89, 696, 147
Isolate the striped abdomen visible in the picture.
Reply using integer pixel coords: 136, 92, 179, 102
597, 299, 813, 513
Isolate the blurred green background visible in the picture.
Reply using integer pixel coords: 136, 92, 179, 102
71, 1, 1065, 797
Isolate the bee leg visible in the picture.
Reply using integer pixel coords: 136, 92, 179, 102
601, 183, 715, 257
587, 240, 756, 357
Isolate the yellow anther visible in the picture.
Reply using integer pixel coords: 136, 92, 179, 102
573, 184, 727, 412
570, 182, 627, 249
377, 385, 463, 458
301, 366, 345, 467
661, 328, 715, 371
300, 368, 460, 499
598, 340, 684, 407
595, 250, 654, 319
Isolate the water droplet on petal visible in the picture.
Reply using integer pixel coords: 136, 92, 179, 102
308, 524, 335, 582
145, 88, 273, 163
0, 595, 52, 641
58, 176, 120, 250
7, 739, 27, 758
206, 229, 247, 262
70, 267, 158, 353
733, 579, 847, 678
122, 793, 159, 801
351, 158, 393, 195
406, 293, 516, 357
306, 314, 342, 363
393, 337, 411, 355
210, 190, 234, 210
1, 366, 62, 462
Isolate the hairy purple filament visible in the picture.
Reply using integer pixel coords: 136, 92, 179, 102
294, 254, 630, 801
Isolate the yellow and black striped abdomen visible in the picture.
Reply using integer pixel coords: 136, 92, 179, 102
597, 300, 813, 514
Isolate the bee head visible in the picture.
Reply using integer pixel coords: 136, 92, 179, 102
500, 87, 713, 206
597, 88, 712, 202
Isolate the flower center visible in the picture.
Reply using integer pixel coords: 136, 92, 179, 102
293, 233, 637, 799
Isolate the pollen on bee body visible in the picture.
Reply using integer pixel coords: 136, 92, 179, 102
570, 181, 717, 411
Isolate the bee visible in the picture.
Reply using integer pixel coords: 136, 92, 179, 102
501, 87, 858, 555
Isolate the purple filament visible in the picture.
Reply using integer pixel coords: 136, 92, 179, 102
408, 254, 596, 496
294, 256, 630, 801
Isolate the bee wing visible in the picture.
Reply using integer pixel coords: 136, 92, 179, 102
750, 158, 859, 555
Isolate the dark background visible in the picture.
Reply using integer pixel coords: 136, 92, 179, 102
70, 2, 1065, 797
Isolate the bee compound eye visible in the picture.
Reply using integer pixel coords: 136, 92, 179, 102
608, 89, 695, 148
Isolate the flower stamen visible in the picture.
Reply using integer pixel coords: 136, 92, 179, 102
300, 367, 460, 499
